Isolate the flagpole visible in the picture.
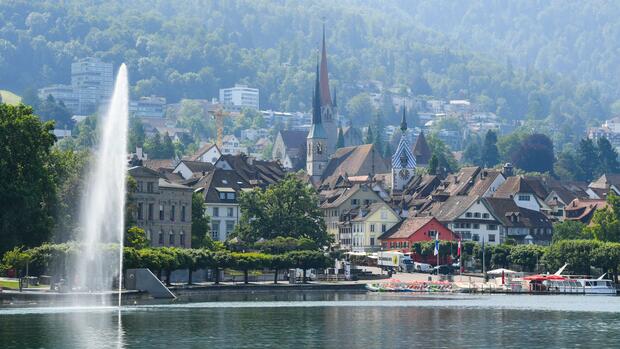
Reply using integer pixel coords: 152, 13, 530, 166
482, 236, 486, 287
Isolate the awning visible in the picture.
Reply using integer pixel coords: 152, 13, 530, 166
487, 268, 519, 275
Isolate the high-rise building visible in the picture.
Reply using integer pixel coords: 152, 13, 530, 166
219, 84, 259, 110
71, 57, 113, 114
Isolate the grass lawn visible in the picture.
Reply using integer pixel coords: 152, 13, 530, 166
0, 90, 22, 105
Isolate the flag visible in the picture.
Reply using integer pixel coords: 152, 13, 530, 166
433, 235, 439, 256
457, 239, 461, 257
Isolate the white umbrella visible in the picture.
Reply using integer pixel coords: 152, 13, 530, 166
487, 268, 518, 275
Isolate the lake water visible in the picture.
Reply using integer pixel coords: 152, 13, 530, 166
1, 291, 619, 348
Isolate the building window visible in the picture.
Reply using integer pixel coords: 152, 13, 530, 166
213, 207, 219, 217
370, 237, 375, 246
180, 231, 185, 247
211, 220, 220, 240
466, 212, 472, 217
472, 234, 480, 242
473, 223, 480, 229
351, 199, 359, 206
382, 224, 387, 233
226, 192, 235, 200
227, 207, 234, 217
474, 212, 481, 218
137, 202, 143, 220
170, 205, 175, 221
159, 205, 164, 220
147, 182, 154, 193
219, 192, 226, 200
226, 220, 235, 238
370, 224, 375, 233
482, 213, 490, 219
428, 230, 437, 238
518, 195, 531, 201
169, 231, 175, 245
181, 205, 186, 222
137, 181, 143, 192
148, 204, 154, 220
489, 234, 496, 242
158, 231, 164, 244
488, 224, 498, 230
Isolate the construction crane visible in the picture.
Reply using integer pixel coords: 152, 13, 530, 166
209, 105, 241, 148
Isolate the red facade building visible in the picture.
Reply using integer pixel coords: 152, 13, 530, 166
379, 216, 457, 264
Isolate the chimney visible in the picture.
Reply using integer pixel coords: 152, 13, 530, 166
503, 163, 514, 177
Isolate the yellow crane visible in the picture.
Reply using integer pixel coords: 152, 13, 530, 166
209, 105, 241, 148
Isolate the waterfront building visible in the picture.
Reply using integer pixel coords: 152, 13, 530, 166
219, 84, 259, 110
338, 201, 400, 252
379, 216, 456, 252
128, 166, 193, 248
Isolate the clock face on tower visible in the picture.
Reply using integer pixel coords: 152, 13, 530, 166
399, 168, 410, 179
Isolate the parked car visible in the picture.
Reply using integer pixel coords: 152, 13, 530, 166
414, 262, 432, 273
430, 265, 453, 275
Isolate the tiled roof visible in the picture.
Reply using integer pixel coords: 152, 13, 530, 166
468, 170, 503, 198
189, 143, 217, 161
180, 160, 214, 174
412, 131, 431, 165
426, 195, 479, 222
378, 216, 435, 240
143, 159, 175, 172
443, 166, 481, 196
321, 144, 390, 187
493, 176, 536, 198
484, 197, 552, 229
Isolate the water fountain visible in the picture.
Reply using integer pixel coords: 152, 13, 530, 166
74, 63, 128, 306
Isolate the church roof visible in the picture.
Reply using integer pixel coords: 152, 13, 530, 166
280, 130, 307, 150
412, 131, 431, 165
320, 144, 390, 186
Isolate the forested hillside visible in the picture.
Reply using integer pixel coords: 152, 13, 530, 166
0, 0, 617, 145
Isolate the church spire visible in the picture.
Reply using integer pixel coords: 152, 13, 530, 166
320, 21, 332, 107
312, 59, 322, 125
400, 106, 407, 132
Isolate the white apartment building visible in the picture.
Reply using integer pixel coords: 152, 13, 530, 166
219, 84, 259, 110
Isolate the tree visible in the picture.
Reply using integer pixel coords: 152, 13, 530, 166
191, 192, 212, 248
462, 134, 482, 166
126, 226, 148, 249
38, 95, 73, 128
162, 132, 175, 158
236, 174, 331, 246
552, 221, 588, 243
428, 154, 439, 175
481, 130, 500, 167
509, 244, 545, 272
346, 93, 374, 125
512, 133, 554, 173
597, 137, 620, 175
584, 193, 620, 242
427, 133, 458, 174
0, 104, 57, 253
576, 138, 599, 181
128, 116, 145, 151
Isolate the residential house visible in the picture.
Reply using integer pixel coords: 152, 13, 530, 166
173, 160, 214, 180
221, 135, 247, 155
587, 174, 620, 199
564, 198, 610, 225
128, 166, 193, 248
338, 202, 400, 252
379, 216, 457, 254
188, 143, 221, 164
493, 176, 544, 212
484, 198, 553, 245
320, 184, 384, 241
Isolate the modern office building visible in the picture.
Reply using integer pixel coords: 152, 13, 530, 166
219, 84, 259, 110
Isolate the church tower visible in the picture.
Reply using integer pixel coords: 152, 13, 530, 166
307, 61, 328, 180
319, 23, 337, 154
391, 106, 417, 192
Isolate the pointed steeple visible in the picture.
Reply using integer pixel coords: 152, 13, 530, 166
400, 106, 407, 132
320, 22, 332, 107
332, 86, 337, 108
308, 59, 326, 139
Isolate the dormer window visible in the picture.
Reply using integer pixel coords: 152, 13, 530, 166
518, 195, 531, 201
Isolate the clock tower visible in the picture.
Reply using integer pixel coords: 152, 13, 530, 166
307, 61, 328, 181
391, 106, 416, 192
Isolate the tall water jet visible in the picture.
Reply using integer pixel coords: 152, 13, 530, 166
74, 64, 128, 306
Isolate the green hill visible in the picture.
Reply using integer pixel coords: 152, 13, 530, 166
0, 90, 22, 105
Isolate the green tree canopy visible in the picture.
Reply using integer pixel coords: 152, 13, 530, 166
236, 174, 331, 246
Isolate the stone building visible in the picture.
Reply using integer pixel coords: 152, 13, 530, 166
128, 166, 193, 248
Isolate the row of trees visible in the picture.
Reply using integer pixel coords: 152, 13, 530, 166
0, 242, 332, 286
